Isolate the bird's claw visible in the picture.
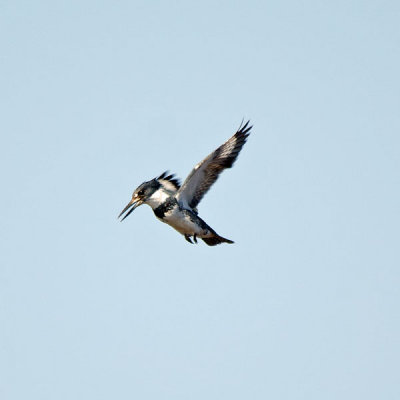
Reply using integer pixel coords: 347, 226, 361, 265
184, 234, 198, 244
184, 234, 194, 244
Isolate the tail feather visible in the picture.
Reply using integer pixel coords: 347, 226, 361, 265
202, 234, 234, 246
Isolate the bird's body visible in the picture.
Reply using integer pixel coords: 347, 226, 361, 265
146, 186, 203, 236
152, 193, 225, 244
119, 120, 252, 245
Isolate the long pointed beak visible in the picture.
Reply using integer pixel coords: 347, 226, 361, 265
118, 198, 141, 221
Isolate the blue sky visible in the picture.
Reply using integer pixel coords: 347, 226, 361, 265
1, 1, 399, 399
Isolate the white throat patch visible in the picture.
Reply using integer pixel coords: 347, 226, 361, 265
146, 188, 171, 209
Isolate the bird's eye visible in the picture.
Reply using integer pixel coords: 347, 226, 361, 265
138, 190, 145, 196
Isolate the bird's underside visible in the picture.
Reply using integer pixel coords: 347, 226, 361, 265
118, 120, 252, 246
153, 196, 234, 246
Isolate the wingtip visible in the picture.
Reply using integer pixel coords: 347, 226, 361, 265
237, 119, 252, 136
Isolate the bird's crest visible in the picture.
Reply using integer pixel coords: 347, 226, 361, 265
157, 171, 181, 190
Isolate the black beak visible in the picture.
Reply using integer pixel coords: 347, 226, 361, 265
118, 198, 141, 221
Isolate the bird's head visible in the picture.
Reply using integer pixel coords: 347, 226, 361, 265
118, 179, 161, 221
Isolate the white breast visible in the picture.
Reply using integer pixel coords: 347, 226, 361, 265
146, 188, 205, 236
163, 207, 204, 235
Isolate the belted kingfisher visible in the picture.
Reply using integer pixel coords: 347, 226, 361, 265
118, 120, 252, 245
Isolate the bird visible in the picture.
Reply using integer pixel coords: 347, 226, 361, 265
118, 120, 252, 246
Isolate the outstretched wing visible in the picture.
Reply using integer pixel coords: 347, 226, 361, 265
176, 120, 252, 209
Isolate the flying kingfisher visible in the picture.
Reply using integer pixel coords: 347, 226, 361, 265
118, 120, 252, 246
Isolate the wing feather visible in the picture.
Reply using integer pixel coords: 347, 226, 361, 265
177, 120, 252, 209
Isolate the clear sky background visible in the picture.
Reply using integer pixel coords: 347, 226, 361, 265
1, 1, 399, 399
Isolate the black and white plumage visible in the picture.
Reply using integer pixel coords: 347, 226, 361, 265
118, 120, 252, 246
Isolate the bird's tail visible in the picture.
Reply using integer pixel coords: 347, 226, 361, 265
202, 234, 234, 246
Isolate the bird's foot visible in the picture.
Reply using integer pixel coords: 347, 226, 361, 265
184, 234, 194, 244
193, 234, 198, 244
